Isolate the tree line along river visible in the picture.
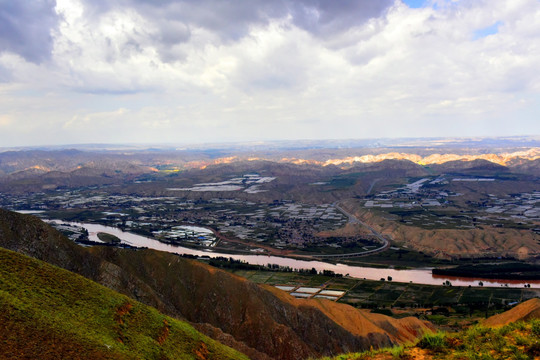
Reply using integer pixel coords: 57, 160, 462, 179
52, 220, 540, 289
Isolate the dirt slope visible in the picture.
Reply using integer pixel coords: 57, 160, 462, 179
0, 209, 433, 360
0, 247, 248, 360
323, 300, 540, 360
266, 286, 430, 345
341, 200, 540, 260
92, 248, 433, 359
483, 298, 540, 327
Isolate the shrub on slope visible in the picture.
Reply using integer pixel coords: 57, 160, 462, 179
319, 299, 540, 360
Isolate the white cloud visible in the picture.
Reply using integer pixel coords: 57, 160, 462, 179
0, 114, 12, 127
0, 0, 539, 146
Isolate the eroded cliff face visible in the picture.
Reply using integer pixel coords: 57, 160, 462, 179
0, 209, 433, 359
104, 252, 431, 359
340, 200, 540, 260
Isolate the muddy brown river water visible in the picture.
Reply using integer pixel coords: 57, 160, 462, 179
52, 220, 540, 289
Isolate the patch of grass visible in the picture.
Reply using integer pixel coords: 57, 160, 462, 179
532, 319, 540, 336
314, 345, 408, 360
417, 332, 447, 352
426, 314, 449, 326
388, 346, 407, 359
320, 318, 540, 360
0, 247, 248, 360
228, 268, 540, 314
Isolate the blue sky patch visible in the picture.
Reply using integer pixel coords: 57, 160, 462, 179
473, 21, 503, 40
403, 0, 427, 8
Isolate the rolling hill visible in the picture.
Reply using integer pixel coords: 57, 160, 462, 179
0, 247, 247, 360
320, 298, 540, 360
483, 298, 540, 327
340, 200, 540, 260
0, 209, 433, 359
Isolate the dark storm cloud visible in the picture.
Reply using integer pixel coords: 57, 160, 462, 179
75, 0, 393, 64
286, 0, 394, 36
84, 0, 394, 41
0, 0, 59, 63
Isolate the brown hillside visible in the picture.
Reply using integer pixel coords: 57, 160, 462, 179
0, 208, 433, 360
483, 298, 540, 327
341, 200, 540, 260
265, 286, 431, 344
91, 248, 433, 359
323, 298, 540, 360
0, 247, 247, 360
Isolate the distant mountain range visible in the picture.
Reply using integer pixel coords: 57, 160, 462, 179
0, 136, 538, 176
2, 135, 539, 153
0, 142, 538, 197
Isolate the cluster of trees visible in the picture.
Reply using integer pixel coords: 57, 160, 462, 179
204, 257, 343, 277
433, 262, 540, 281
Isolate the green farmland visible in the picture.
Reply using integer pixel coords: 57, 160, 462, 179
229, 268, 539, 312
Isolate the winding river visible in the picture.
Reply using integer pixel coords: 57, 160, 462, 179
51, 220, 540, 289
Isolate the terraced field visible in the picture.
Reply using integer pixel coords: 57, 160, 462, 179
230, 269, 540, 309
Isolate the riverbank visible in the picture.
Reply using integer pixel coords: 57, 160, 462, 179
49, 220, 540, 289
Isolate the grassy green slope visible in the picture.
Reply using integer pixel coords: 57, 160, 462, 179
320, 316, 540, 360
0, 209, 432, 359
0, 247, 249, 360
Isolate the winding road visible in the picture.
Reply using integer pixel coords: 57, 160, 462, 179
312, 202, 390, 259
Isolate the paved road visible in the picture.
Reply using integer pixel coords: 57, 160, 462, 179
366, 178, 380, 195
312, 202, 390, 259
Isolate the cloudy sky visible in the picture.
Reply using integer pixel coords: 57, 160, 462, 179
0, 0, 539, 147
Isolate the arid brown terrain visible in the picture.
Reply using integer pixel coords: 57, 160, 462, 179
0, 209, 433, 360
341, 200, 540, 260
